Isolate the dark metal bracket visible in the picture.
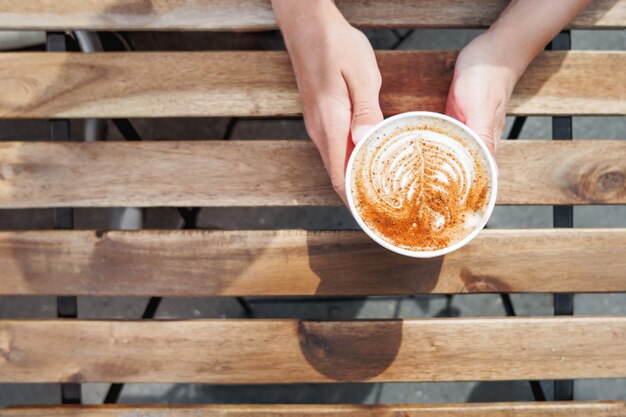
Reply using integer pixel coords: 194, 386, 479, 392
550, 30, 574, 401
47, 31, 81, 405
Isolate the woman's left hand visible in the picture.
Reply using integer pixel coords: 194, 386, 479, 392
445, 33, 522, 159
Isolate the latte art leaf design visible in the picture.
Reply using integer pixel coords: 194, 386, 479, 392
368, 130, 476, 232
370, 133, 424, 209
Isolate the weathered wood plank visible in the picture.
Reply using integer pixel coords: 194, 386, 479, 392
0, 0, 622, 30
1, 229, 626, 296
1, 317, 625, 383
0, 140, 624, 208
0, 51, 622, 118
2, 403, 625, 417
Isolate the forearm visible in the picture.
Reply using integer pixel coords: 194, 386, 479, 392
484, 0, 592, 78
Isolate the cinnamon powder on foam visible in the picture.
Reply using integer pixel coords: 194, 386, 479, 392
352, 126, 490, 252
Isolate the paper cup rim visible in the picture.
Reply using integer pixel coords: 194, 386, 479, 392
345, 111, 498, 258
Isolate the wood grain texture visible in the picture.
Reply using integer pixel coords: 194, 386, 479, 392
2, 403, 625, 417
1, 140, 625, 208
0, 51, 623, 118
1, 317, 625, 383
2, 229, 626, 296
0, 0, 622, 30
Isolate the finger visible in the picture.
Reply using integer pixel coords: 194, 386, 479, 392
326, 133, 352, 206
305, 99, 353, 204
445, 80, 467, 124
445, 99, 466, 124
344, 69, 383, 145
326, 135, 352, 205
466, 113, 501, 181
493, 116, 506, 156
465, 111, 498, 159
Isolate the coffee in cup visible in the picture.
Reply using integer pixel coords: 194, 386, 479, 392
346, 112, 497, 258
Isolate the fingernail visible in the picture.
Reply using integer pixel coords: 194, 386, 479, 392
352, 125, 376, 145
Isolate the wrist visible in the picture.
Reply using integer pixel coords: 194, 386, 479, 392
272, 0, 345, 35
475, 31, 530, 83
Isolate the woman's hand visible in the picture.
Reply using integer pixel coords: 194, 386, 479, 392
272, 0, 383, 202
445, 33, 520, 158
446, 0, 592, 159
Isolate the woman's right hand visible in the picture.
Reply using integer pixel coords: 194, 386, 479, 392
272, 0, 383, 203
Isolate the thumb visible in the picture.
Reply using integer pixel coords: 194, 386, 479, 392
347, 80, 383, 146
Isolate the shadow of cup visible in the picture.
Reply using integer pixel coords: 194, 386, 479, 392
306, 230, 444, 296
298, 319, 403, 382
302, 231, 445, 382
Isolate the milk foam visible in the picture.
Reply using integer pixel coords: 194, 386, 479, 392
361, 129, 479, 232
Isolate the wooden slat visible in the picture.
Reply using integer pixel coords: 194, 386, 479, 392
1, 140, 625, 208
0, 0, 623, 30
1, 317, 625, 383
3, 403, 626, 417
2, 229, 626, 296
0, 51, 623, 118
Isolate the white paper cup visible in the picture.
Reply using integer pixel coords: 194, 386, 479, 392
345, 111, 498, 258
